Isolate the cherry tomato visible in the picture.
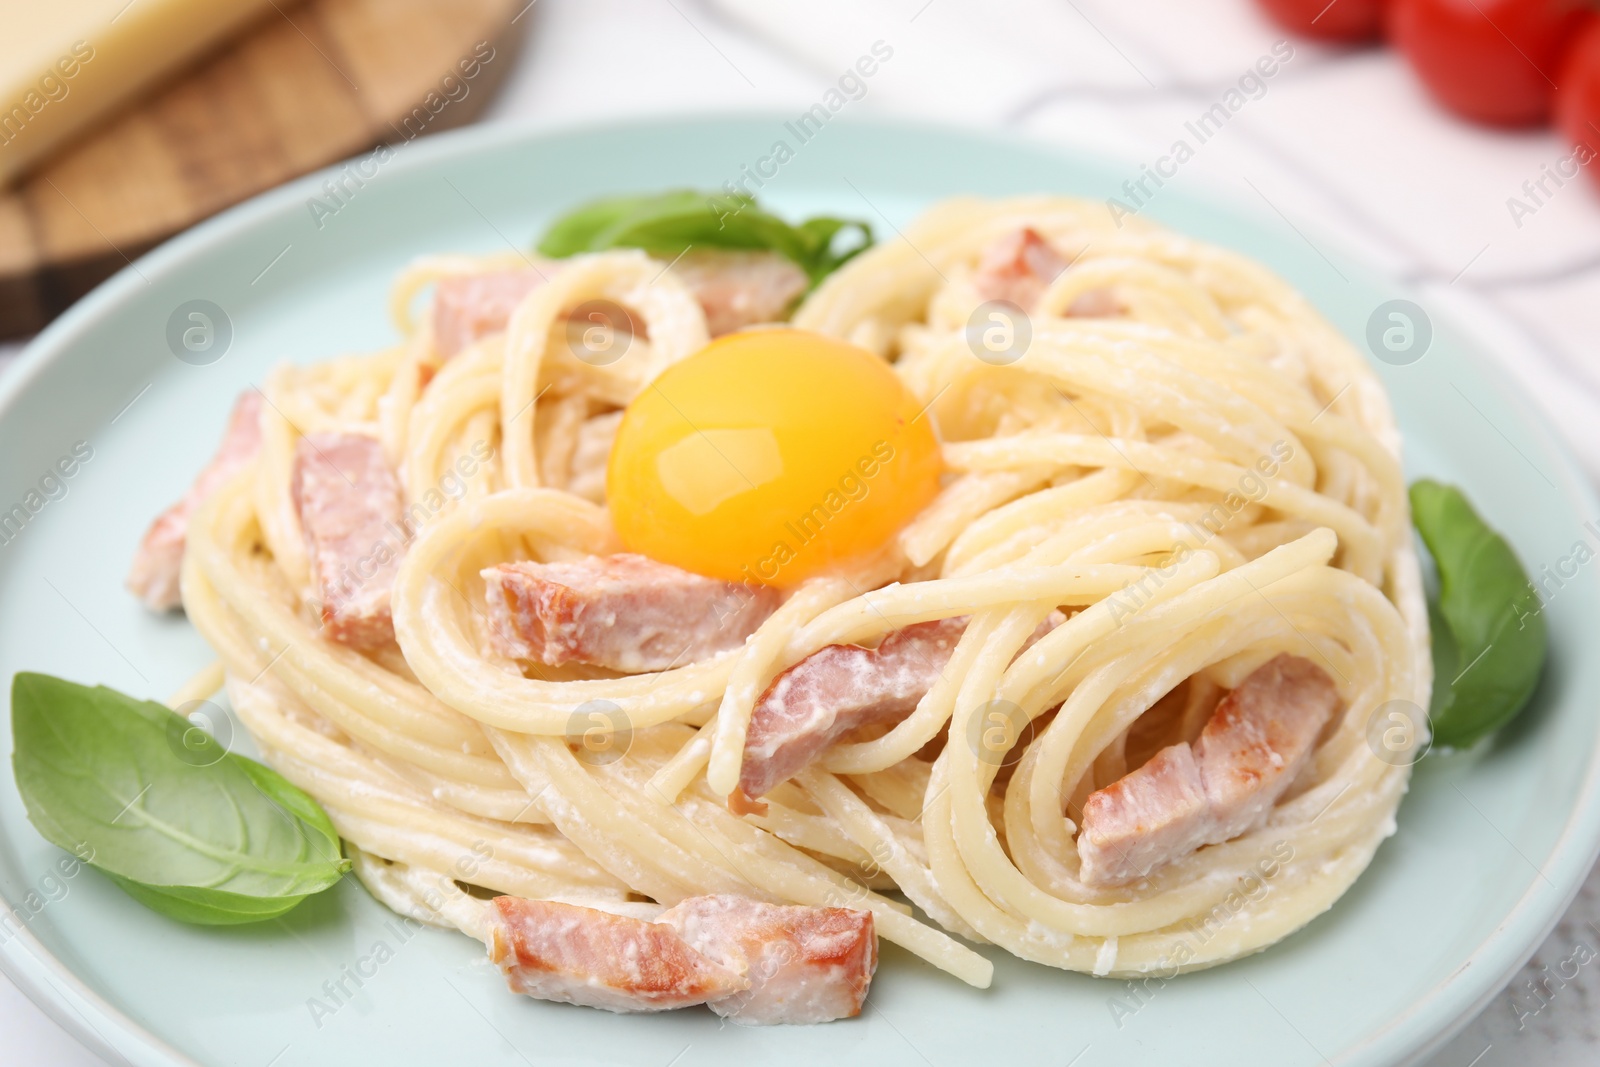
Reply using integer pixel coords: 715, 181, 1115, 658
1389, 0, 1590, 127
1555, 17, 1600, 188
1256, 0, 1388, 42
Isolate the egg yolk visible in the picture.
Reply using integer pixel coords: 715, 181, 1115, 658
606, 329, 943, 587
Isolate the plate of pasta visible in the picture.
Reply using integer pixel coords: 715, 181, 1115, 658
0, 115, 1595, 1067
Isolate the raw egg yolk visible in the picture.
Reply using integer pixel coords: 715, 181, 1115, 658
606, 329, 942, 587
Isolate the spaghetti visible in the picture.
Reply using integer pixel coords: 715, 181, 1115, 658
172, 194, 1428, 991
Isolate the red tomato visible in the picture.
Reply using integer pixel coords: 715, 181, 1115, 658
1256, 0, 1388, 41
1390, 0, 1590, 127
1556, 17, 1600, 188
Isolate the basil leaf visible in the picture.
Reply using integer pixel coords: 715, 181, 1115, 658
536, 190, 874, 286
796, 216, 873, 279
1409, 480, 1548, 749
538, 190, 732, 258
10, 673, 349, 925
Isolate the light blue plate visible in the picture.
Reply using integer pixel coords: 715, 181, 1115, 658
0, 116, 1595, 1067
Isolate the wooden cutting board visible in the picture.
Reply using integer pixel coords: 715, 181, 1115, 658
0, 0, 527, 338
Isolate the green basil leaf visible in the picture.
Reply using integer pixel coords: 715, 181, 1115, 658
795, 216, 873, 279
537, 190, 736, 257
10, 673, 349, 925
1409, 480, 1547, 749
535, 190, 874, 287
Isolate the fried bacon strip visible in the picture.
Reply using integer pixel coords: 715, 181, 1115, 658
432, 250, 808, 358
481, 554, 780, 674
1077, 654, 1341, 887
292, 432, 407, 650
485, 894, 876, 1023
126, 390, 262, 612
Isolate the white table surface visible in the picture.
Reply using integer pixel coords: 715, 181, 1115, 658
5, 1, 1600, 1063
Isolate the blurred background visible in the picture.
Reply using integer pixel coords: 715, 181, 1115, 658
2, 0, 1598, 1063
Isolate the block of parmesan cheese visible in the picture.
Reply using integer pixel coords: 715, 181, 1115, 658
0, 0, 274, 183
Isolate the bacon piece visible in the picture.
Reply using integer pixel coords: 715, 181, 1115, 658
126, 390, 263, 612
670, 249, 808, 336
486, 897, 746, 1013
1077, 654, 1340, 887
973, 227, 1069, 310
481, 554, 780, 673
432, 251, 806, 359
292, 433, 407, 649
738, 614, 1068, 801
661, 895, 877, 1025
739, 617, 968, 800
1066, 288, 1123, 317
433, 268, 550, 359
1192, 654, 1340, 831
1075, 743, 1210, 888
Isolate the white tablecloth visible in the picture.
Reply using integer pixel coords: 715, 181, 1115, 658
4, 1, 1599, 1063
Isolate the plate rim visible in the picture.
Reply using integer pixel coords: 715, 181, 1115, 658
1, 110, 1597, 1067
